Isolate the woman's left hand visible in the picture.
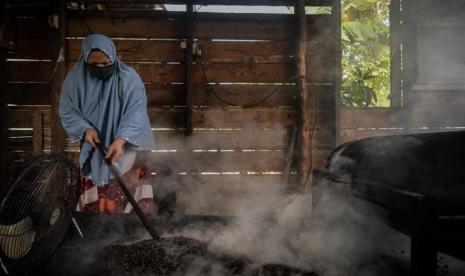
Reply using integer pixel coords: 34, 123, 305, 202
106, 138, 127, 164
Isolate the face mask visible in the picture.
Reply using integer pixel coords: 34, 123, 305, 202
86, 63, 115, 80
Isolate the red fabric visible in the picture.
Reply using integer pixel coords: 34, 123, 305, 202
78, 154, 155, 214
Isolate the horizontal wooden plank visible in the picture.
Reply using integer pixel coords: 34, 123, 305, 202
3, 82, 333, 108
7, 61, 54, 82
6, 83, 51, 105
7, 106, 294, 128
196, 15, 334, 40
148, 84, 333, 108
84, 0, 334, 6
7, 136, 35, 151
6, 147, 329, 176
199, 40, 293, 63
340, 108, 406, 129
66, 39, 183, 62
405, 0, 465, 23
67, 15, 334, 41
197, 62, 331, 83
9, 129, 289, 150
4, 149, 287, 173
7, 107, 50, 128
67, 17, 185, 39
65, 62, 183, 86
338, 129, 405, 145
58, 129, 290, 151
195, 19, 292, 41
5, 151, 79, 166
8, 126, 51, 152
66, 149, 328, 172
175, 151, 331, 215
192, 85, 297, 107
201, 40, 333, 64
10, 126, 333, 154
6, 106, 336, 133
7, 145, 288, 171
410, 90, 465, 107
68, 10, 332, 22
67, 38, 333, 64
152, 128, 332, 150
152, 129, 289, 150
7, 39, 53, 60
66, 62, 332, 84
150, 150, 286, 172
148, 107, 296, 128
411, 107, 465, 127
412, 84, 465, 91
338, 127, 465, 145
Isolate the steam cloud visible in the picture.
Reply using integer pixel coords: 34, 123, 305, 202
170, 177, 410, 276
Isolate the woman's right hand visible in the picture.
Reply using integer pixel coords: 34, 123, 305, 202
85, 128, 100, 148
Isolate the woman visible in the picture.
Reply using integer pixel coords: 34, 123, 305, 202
59, 34, 156, 213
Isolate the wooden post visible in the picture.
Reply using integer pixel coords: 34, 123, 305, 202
294, 0, 312, 190
390, 0, 402, 107
402, 0, 416, 133
50, 0, 66, 154
0, 45, 8, 196
32, 112, 44, 155
184, 0, 194, 135
332, 0, 341, 146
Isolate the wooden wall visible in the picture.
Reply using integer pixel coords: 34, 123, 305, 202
6, 0, 464, 215
4, 0, 339, 214
2, 1, 54, 197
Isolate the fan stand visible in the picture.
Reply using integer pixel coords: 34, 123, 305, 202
0, 255, 8, 274
69, 211, 84, 239
0, 213, 84, 276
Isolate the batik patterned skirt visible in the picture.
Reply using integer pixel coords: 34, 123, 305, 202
76, 151, 155, 214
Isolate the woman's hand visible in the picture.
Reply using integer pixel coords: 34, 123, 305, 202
85, 128, 100, 148
106, 138, 127, 164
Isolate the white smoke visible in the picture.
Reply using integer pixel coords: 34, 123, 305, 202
183, 179, 408, 276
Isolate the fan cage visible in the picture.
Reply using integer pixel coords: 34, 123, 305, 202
0, 155, 80, 271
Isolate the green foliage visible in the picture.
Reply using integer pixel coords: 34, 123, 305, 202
341, 0, 391, 107
341, 68, 377, 107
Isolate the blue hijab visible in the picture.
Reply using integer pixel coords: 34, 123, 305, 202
59, 34, 155, 185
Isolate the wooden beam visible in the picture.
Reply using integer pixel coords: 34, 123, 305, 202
67, 15, 333, 41
50, 0, 66, 154
184, 1, 194, 135
294, 0, 312, 191
84, 0, 334, 7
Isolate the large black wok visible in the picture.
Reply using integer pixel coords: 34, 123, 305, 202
322, 130, 465, 276
324, 130, 465, 212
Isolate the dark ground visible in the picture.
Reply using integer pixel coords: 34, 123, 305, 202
98, 236, 317, 276
27, 212, 464, 276
41, 213, 319, 276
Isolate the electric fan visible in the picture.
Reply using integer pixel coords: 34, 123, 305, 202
0, 155, 80, 274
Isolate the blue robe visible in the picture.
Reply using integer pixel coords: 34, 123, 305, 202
59, 34, 155, 185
